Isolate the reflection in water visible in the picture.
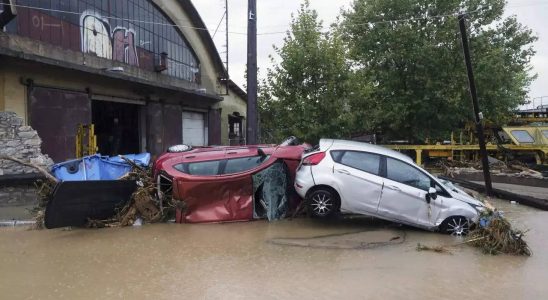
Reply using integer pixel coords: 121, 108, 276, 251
0, 198, 546, 299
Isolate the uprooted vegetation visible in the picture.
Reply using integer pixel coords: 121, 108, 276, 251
82, 157, 185, 228
467, 210, 531, 256
416, 202, 531, 256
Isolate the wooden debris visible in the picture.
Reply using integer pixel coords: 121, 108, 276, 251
467, 211, 531, 256
438, 159, 544, 179
85, 155, 182, 227
416, 243, 452, 254
0, 155, 58, 183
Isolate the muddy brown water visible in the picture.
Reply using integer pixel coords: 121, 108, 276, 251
1, 198, 546, 299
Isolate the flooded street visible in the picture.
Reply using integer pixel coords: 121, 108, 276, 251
1, 198, 547, 299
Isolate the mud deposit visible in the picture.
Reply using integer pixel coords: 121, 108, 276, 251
1, 198, 546, 299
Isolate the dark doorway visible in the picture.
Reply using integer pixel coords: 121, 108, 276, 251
229, 114, 244, 146
92, 101, 140, 156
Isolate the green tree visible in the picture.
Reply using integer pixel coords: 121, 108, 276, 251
342, 0, 537, 142
260, 1, 358, 144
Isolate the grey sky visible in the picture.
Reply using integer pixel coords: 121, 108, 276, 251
193, 0, 548, 107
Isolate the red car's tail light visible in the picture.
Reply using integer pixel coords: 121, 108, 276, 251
302, 152, 326, 166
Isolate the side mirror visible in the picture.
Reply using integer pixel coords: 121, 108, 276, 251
427, 187, 437, 203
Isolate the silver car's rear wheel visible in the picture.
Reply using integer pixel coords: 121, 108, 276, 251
307, 189, 339, 218
441, 216, 470, 236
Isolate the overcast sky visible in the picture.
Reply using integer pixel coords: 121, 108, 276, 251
193, 0, 548, 108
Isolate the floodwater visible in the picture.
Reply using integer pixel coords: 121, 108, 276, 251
1, 198, 547, 299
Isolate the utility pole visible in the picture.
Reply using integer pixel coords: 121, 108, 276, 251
246, 0, 258, 145
458, 14, 493, 196
224, 0, 229, 95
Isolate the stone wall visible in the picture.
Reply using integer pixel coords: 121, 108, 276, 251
0, 184, 37, 207
0, 111, 53, 176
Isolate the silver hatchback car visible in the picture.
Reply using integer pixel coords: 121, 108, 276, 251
295, 139, 485, 235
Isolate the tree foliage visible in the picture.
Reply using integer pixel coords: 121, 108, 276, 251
260, 0, 537, 144
259, 1, 357, 144
342, 0, 536, 142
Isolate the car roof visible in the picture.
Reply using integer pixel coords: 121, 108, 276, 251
322, 139, 414, 164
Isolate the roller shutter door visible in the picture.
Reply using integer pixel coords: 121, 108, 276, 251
182, 111, 206, 146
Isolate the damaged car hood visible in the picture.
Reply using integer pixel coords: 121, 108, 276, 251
439, 179, 484, 207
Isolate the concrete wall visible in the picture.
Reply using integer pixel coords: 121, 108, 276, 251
0, 68, 26, 119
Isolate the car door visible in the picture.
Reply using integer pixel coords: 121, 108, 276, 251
378, 157, 436, 227
331, 150, 384, 214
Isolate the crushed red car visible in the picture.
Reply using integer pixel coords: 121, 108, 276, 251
153, 138, 309, 223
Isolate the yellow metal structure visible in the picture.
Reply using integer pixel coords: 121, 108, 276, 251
383, 126, 548, 166
75, 124, 98, 158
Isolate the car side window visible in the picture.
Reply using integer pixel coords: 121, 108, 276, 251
330, 150, 344, 163
223, 155, 270, 174
335, 151, 381, 175
386, 158, 431, 191
174, 160, 221, 176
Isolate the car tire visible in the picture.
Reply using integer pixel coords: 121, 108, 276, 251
306, 188, 340, 218
440, 216, 470, 236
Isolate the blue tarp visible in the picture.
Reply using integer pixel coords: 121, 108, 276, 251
51, 153, 150, 181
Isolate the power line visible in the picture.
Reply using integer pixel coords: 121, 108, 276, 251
212, 11, 226, 39
7, 2, 491, 37
8, 3, 247, 35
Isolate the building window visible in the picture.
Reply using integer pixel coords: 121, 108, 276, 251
229, 114, 244, 145
4, 0, 200, 84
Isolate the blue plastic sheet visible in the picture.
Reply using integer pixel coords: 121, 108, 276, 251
51, 153, 150, 181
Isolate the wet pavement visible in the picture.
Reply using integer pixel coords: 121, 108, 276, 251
0, 198, 547, 299
472, 181, 548, 200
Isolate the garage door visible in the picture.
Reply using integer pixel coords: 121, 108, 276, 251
29, 87, 91, 162
183, 111, 206, 146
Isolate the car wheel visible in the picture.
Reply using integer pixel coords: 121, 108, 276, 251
307, 189, 340, 218
440, 216, 470, 236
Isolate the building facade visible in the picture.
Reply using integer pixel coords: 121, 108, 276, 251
0, 0, 247, 162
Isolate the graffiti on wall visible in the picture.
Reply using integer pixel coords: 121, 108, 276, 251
112, 27, 139, 66
80, 10, 139, 66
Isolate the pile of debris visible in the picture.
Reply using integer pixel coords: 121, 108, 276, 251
86, 157, 184, 228
467, 209, 531, 256
438, 158, 544, 179
1, 154, 182, 229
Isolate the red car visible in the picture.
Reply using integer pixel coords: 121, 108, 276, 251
153, 139, 308, 223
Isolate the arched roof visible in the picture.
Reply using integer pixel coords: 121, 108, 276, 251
177, 0, 227, 79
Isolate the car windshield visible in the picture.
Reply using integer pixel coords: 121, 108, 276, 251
438, 178, 464, 194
